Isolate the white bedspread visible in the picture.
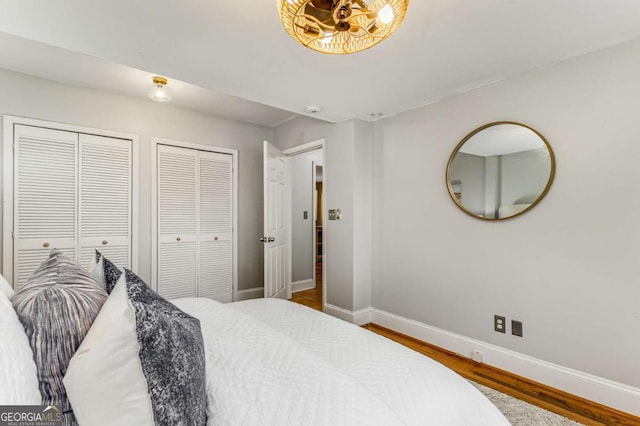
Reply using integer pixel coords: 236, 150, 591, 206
174, 298, 510, 426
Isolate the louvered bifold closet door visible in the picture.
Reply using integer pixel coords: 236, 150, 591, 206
14, 125, 77, 288
198, 151, 233, 302
157, 145, 198, 299
79, 134, 132, 269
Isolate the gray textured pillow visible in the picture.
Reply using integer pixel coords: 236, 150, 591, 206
126, 269, 206, 425
12, 249, 107, 426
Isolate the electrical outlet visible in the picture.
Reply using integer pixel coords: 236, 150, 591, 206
494, 315, 506, 333
512, 320, 523, 337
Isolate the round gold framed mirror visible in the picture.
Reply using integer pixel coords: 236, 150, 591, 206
446, 122, 555, 220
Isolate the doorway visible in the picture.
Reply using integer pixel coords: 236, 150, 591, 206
288, 149, 324, 311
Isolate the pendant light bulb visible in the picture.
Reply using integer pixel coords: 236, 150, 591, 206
148, 76, 173, 102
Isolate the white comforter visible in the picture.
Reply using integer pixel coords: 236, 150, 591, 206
173, 298, 510, 426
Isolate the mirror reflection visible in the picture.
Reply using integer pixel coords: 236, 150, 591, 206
446, 122, 555, 220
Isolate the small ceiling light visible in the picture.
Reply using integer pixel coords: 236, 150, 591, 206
147, 76, 173, 102
277, 0, 409, 55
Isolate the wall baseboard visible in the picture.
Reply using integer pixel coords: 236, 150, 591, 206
323, 303, 371, 326
236, 287, 264, 301
368, 307, 640, 417
292, 279, 315, 293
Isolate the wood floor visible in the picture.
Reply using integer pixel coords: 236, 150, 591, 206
289, 267, 640, 426
290, 260, 323, 311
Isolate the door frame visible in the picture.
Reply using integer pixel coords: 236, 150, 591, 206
2, 115, 140, 284
312, 161, 320, 283
283, 138, 326, 308
150, 137, 239, 301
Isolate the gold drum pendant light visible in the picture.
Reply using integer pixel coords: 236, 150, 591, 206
277, 0, 409, 54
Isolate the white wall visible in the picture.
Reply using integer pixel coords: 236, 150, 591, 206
352, 119, 373, 311
0, 68, 272, 291
291, 149, 322, 283
372, 38, 640, 390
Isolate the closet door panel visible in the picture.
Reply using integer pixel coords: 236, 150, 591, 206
157, 145, 198, 299
199, 239, 232, 301
198, 151, 233, 301
14, 125, 78, 288
79, 134, 132, 269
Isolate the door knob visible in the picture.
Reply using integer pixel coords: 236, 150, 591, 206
259, 237, 267, 242
176, 237, 181, 242
267, 237, 275, 242
43, 242, 50, 248
102, 240, 108, 245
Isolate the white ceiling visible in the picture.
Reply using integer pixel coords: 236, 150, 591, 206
0, 32, 298, 128
1, 0, 640, 124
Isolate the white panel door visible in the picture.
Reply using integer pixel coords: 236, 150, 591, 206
263, 141, 290, 299
14, 125, 78, 288
157, 145, 198, 299
198, 151, 233, 302
79, 134, 132, 269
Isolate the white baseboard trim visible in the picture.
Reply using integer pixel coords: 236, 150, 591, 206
292, 279, 315, 293
236, 287, 264, 301
323, 303, 372, 326
369, 308, 640, 417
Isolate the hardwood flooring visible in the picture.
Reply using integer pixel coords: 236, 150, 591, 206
290, 260, 323, 311
289, 270, 640, 426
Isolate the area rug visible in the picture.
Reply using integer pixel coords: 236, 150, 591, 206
470, 381, 582, 425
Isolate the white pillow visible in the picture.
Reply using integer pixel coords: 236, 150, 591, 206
0, 273, 14, 297
64, 270, 206, 426
0, 280, 41, 405
87, 255, 105, 289
65, 275, 152, 425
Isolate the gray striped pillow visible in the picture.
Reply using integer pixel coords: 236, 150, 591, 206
12, 249, 107, 426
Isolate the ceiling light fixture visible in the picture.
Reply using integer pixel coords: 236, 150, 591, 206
277, 0, 409, 55
147, 76, 173, 102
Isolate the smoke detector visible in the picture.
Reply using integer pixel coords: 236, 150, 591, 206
305, 105, 323, 114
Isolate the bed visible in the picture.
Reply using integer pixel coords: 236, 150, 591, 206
4, 250, 510, 425
173, 297, 510, 425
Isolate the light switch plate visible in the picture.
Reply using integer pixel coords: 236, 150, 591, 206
303, 211, 308, 219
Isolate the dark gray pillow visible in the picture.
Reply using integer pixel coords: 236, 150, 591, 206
12, 249, 107, 426
125, 269, 207, 426
95, 250, 122, 294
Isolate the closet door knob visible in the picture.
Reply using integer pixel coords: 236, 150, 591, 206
102, 240, 108, 245
176, 237, 181, 242
43, 242, 50, 248
214, 236, 219, 241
